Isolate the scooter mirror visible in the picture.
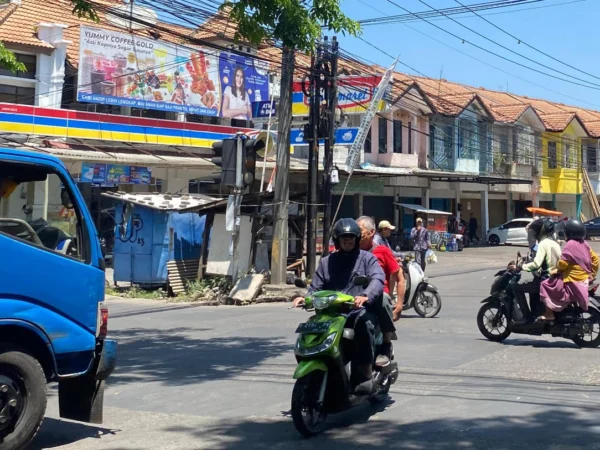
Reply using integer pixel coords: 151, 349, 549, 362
517, 251, 522, 258
353, 275, 369, 286
294, 278, 307, 288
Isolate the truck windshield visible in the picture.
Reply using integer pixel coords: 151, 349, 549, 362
0, 161, 89, 262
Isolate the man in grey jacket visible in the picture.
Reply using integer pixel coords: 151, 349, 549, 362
293, 218, 385, 395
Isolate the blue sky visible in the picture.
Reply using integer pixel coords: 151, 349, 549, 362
335, 0, 600, 110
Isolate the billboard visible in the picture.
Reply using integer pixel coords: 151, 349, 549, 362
292, 76, 385, 116
80, 163, 151, 184
77, 26, 269, 119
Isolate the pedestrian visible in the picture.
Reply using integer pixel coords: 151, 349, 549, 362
468, 213, 478, 242
410, 217, 430, 271
374, 220, 403, 258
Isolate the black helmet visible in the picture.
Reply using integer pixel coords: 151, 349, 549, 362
331, 218, 361, 251
529, 218, 555, 240
564, 219, 586, 241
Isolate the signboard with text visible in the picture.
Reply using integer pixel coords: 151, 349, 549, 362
77, 26, 269, 119
80, 163, 151, 184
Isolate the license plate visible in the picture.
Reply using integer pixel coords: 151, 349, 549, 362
295, 322, 331, 334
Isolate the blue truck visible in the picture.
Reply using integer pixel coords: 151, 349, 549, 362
0, 148, 117, 449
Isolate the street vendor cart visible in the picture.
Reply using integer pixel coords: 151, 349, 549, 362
394, 203, 460, 251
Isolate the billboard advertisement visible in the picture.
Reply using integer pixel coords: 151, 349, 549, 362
292, 76, 385, 116
80, 163, 151, 184
77, 26, 269, 119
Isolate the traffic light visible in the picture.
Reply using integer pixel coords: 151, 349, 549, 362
211, 138, 237, 187
243, 138, 265, 190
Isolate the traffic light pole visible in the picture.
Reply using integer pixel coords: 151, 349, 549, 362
322, 37, 339, 257
306, 43, 322, 277
230, 132, 244, 284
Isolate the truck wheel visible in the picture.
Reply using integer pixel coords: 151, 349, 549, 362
0, 346, 47, 450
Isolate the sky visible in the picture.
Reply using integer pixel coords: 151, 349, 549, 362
334, 0, 600, 111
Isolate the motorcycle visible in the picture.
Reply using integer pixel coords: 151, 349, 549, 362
476, 252, 600, 347
291, 277, 399, 437
400, 254, 442, 318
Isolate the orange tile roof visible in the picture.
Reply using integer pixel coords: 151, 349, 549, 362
3, 1, 600, 136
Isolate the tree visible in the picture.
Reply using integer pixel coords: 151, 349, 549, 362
220, 0, 360, 283
222, 0, 359, 52
0, 42, 26, 73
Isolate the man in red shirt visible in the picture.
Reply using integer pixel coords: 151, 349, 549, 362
357, 216, 405, 358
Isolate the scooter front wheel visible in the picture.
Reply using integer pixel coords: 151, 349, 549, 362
291, 373, 328, 437
477, 302, 511, 342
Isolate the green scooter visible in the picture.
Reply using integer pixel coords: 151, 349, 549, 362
291, 276, 399, 437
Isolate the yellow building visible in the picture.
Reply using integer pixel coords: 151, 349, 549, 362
538, 114, 588, 217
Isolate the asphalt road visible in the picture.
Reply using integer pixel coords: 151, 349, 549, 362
33, 245, 600, 450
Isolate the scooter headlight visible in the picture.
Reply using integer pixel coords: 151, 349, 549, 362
312, 294, 337, 310
295, 332, 337, 356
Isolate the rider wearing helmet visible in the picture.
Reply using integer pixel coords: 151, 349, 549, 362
293, 218, 385, 395
522, 218, 562, 275
509, 218, 562, 319
539, 219, 599, 321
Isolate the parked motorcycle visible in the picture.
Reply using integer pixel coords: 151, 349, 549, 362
400, 255, 442, 318
290, 277, 399, 437
476, 252, 600, 347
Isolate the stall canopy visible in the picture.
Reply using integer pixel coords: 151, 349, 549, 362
527, 207, 563, 217
394, 203, 452, 216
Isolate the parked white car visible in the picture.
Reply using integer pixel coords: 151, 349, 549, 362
487, 218, 533, 246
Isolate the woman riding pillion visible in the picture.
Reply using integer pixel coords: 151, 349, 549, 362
292, 218, 385, 396
539, 219, 599, 321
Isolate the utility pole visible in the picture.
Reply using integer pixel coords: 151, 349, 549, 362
306, 41, 322, 276
270, 47, 295, 285
230, 132, 244, 284
322, 36, 339, 257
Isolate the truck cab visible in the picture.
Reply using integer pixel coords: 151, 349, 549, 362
0, 148, 117, 449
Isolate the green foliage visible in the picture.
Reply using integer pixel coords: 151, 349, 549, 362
0, 42, 26, 73
69, 0, 100, 22
221, 0, 360, 52
185, 276, 232, 297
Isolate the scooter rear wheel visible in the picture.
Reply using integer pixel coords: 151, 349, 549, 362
477, 302, 511, 342
291, 373, 328, 437
572, 309, 600, 348
414, 291, 442, 318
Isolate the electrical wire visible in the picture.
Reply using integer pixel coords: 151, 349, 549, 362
453, 0, 600, 83
384, 0, 600, 91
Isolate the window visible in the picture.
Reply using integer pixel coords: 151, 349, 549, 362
393, 120, 402, 153
563, 141, 572, 168
364, 126, 372, 154
378, 117, 387, 154
587, 145, 598, 173
0, 85, 35, 105
0, 162, 90, 262
548, 141, 557, 169
0, 53, 36, 79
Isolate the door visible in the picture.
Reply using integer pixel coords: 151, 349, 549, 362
507, 220, 529, 244
505, 220, 522, 243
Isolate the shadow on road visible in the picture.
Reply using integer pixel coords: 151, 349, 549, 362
107, 327, 290, 386
162, 408, 600, 449
31, 418, 120, 449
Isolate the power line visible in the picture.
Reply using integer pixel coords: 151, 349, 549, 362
384, 0, 600, 91
453, 0, 600, 83
359, 0, 544, 25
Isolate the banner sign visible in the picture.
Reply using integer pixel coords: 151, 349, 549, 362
77, 26, 269, 119
290, 127, 360, 146
80, 163, 151, 184
252, 100, 276, 118
292, 76, 385, 116
345, 58, 398, 171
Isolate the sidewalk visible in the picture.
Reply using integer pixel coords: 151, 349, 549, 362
424, 246, 516, 278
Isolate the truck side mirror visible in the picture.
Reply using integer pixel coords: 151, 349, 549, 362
61, 188, 73, 209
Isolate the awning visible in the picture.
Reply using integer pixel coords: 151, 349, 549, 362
394, 203, 452, 215
102, 191, 227, 213
416, 170, 533, 185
